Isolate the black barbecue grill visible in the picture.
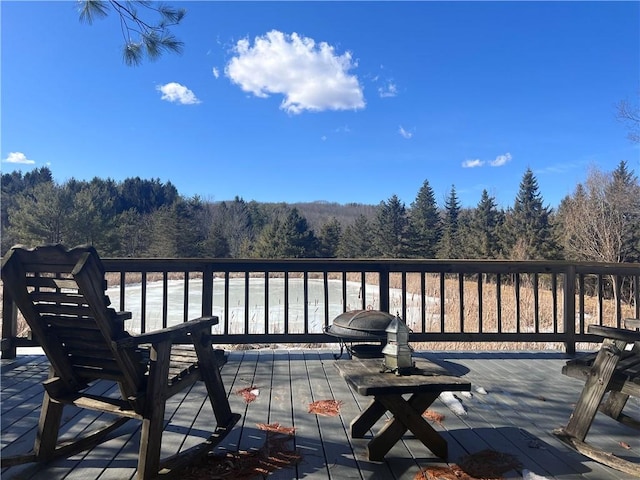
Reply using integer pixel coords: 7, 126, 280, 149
324, 309, 394, 359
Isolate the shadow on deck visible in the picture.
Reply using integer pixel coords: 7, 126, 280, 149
2, 350, 639, 480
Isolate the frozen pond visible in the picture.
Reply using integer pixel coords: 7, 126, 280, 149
107, 277, 437, 335
107, 278, 377, 334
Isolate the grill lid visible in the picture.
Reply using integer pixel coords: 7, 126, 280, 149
324, 310, 394, 340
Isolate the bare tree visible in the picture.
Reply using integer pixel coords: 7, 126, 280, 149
616, 95, 640, 144
557, 161, 640, 313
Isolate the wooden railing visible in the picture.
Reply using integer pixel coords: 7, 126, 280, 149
2, 258, 639, 358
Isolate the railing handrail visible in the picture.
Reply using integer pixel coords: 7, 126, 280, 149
3, 257, 639, 358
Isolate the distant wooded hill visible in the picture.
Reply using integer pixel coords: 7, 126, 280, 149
2, 163, 639, 266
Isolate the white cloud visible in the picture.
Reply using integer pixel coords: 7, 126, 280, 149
225, 30, 365, 114
490, 152, 512, 167
3, 152, 35, 164
212, 67, 220, 79
462, 159, 484, 168
398, 126, 413, 139
156, 82, 201, 105
378, 82, 397, 98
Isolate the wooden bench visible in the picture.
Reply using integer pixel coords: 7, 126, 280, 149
554, 318, 640, 476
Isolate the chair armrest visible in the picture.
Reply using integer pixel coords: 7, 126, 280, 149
116, 311, 133, 321
115, 316, 219, 348
588, 324, 640, 343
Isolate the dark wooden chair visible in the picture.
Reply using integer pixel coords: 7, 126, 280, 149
554, 319, 640, 476
1, 244, 240, 479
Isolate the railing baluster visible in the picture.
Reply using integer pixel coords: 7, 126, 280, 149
183, 272, 190, 323
496, 273, 502, 334
477, 274, 483, 334
303, 271, 309, 334
579, 274, 586, 333
141, 272, 147, 333
533, 273, 539, 333
420, 273, 426, 333
323, 271, 329, 328
401, 272, 407, 322
162, 272, 168, 329
244, 272, 250, 334
439, 273, 445, 332
224, 272, 230, 335
552, 273, 558, 333
284, 271, 289, 335
458, 273, 464, 333
264, 272, 270, 334
515, 274, 521, 334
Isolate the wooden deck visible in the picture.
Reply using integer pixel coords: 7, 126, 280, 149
2, 349, 639, 479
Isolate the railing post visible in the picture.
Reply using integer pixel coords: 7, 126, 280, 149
563, 265, 576, 355
202, 264, 214, 317
1, 289, 17, 359
379, 268, 390, 313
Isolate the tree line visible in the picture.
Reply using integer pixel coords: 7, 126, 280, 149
2, 162, 639, 265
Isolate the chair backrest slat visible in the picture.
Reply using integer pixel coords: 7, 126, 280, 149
1, 244, 143, 396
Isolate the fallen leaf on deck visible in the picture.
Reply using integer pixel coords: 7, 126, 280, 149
236, 386, 259, 403
308, 399, 343, 416
422, 410, 445, 426
256, 423, 296, 435
181, 431, 301, 480
414, 465, 472, 480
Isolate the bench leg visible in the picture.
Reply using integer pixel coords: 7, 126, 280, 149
350, 398, 387, 438
368, 392, 444, 461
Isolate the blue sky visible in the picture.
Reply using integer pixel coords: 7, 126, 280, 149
2, 1, 638, 208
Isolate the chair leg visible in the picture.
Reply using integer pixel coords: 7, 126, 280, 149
193, 333, 233, 425
137, 341, 171, 480
563, 337, 627, 441
34, 391, 64, 462
600, 391, 629, 420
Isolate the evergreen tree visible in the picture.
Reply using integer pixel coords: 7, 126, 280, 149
173, 196, 210, 257
214, 197, 255, 257
147, 206, 178, 257
204, 221, 231, 258
466, 189, 503, 259
67, 182, 118, 254
77, 1, 185, 66
337, 214, 374, 258
116, 208, 148, 257
317, 217, 342, 258
437, 185, 462, 258
409, 179, 441, 258
373, 195, 411, 258
1, 167, 54, 252
503, 168, 558, 260
253, 208, 318, 258
6, 182, 74, 247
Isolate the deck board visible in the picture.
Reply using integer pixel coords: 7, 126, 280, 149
2, 350, 639, 480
